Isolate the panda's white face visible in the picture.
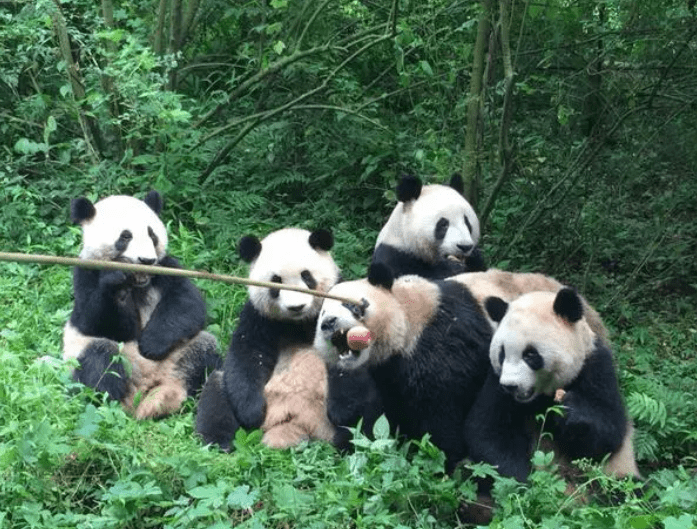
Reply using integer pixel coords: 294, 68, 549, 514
376, 184, 480, 264
489, 291, 594, 403
78, 195, 168, 275
314, 274, 438, 370
248, 228, 340, 321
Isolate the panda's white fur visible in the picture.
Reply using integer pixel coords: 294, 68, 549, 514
195, 228, 341, 450
64, 191, 219, 419
467, 288, 640, 481
247, 228, 340, 321
79, 195, 167, 263
314, 264, 493, 469
314, 274, 441, 371
376, 181, 480, 265
490, 291, 596, 403
449, 269, 610, 344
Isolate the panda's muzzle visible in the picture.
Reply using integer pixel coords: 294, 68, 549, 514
330, 329, 362, 361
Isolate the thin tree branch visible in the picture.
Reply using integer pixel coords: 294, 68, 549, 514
193, 44, 332, 128
296, 0, 332, 52
646, 24, 697, 108
198, 33, 393, 183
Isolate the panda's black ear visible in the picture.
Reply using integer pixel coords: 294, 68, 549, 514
553, 287, 583, 324
449, 172, 465, 195
238, 235, 262, 262
70, 197, 96, 224
396, 175, 422, 202
368, 263, 394, 290
309, 229, 334, 251
144, 190, 163, 215
484, 296, 508, 323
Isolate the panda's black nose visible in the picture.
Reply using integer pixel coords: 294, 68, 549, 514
501, 384, 518, 396
457, 244, 473, 254
321, 316, 337, 332
287, 304, 305, 313
139, 257, 156, 265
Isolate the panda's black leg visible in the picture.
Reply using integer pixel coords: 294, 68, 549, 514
73, 339, 129, 401
177, 331, 222, 396
326, 365, 384, 448
195, 370, 240, 451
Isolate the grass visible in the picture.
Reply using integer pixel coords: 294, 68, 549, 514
1, 189, 697, 529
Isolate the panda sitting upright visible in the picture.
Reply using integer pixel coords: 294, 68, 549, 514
195, 228, 341, 450
371, 174, 486, 279
63, 191, 220, 419
464, 287, 640, 486
314, 263, 493, 471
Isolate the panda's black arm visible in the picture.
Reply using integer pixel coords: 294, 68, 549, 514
326, 365, 384, 448
464, 369, 532, 484
70, 267, 139, 341
138, 256, 207, 360
221, 303, 284, 429
464, 246, 487, 272
552, 341, 628, 461
372, 243, 483, 279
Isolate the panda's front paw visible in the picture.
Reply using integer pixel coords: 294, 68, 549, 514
100, 270, 130, 289
235, 393, 266, 429
138, 335, 170, 361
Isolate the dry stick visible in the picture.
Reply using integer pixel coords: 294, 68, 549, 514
0, 252, 362, 306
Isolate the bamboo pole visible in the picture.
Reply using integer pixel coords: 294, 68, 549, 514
0, 252, 362, 306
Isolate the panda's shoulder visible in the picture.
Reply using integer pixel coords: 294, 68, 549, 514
577, 338, 616, 373
437, 278, 481, 309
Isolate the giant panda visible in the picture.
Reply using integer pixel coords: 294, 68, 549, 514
62, 191, 220, 419
313, 263, 493, 470
195, 228, 341, 450
448, 269, 610, 344
464, 287, 640, 489
371, 174, 486, 279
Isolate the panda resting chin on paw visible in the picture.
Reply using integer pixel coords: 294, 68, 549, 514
195, 228, 341, 451
62, 191, 220, 419
371, 173, 486, 280
463, 287, 639, 510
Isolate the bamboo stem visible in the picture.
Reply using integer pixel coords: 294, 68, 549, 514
0, 252, 361, 306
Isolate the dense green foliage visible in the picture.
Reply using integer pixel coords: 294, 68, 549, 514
1, 0, 696, 526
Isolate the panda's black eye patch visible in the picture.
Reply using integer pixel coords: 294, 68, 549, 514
269, 274, 281, 299
522, 345, 543, 370
148, 226, 159, 247
464, 216, 472, 233
435, 218, 449, 240
498, 345, 505, 366
115, 230, 132, 252
301, 270, 317, 290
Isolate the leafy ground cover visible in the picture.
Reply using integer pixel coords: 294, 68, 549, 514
1, 180, 696, 529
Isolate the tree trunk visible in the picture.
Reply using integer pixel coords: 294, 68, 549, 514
462, 0, 492, 210
480, 0, 515, 230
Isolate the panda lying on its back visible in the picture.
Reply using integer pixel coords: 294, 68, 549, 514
63, 191, 220, 419
314, 263, 492, 471
465, 288, 639, 486
196, 228, 341, 450
372, 174, 486, 279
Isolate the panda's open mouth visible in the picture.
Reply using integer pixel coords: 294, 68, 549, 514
130, 272, 151, 287
330, 329, 362, 361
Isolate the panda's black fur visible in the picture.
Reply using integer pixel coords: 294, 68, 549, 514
315, 263, 493, 470
371, 174, 486, 280
196, 228, 340, 450
464, 288, 639, 485
63, 191, 220, 419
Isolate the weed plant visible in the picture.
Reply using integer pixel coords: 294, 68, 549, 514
2, 174, 696, 528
